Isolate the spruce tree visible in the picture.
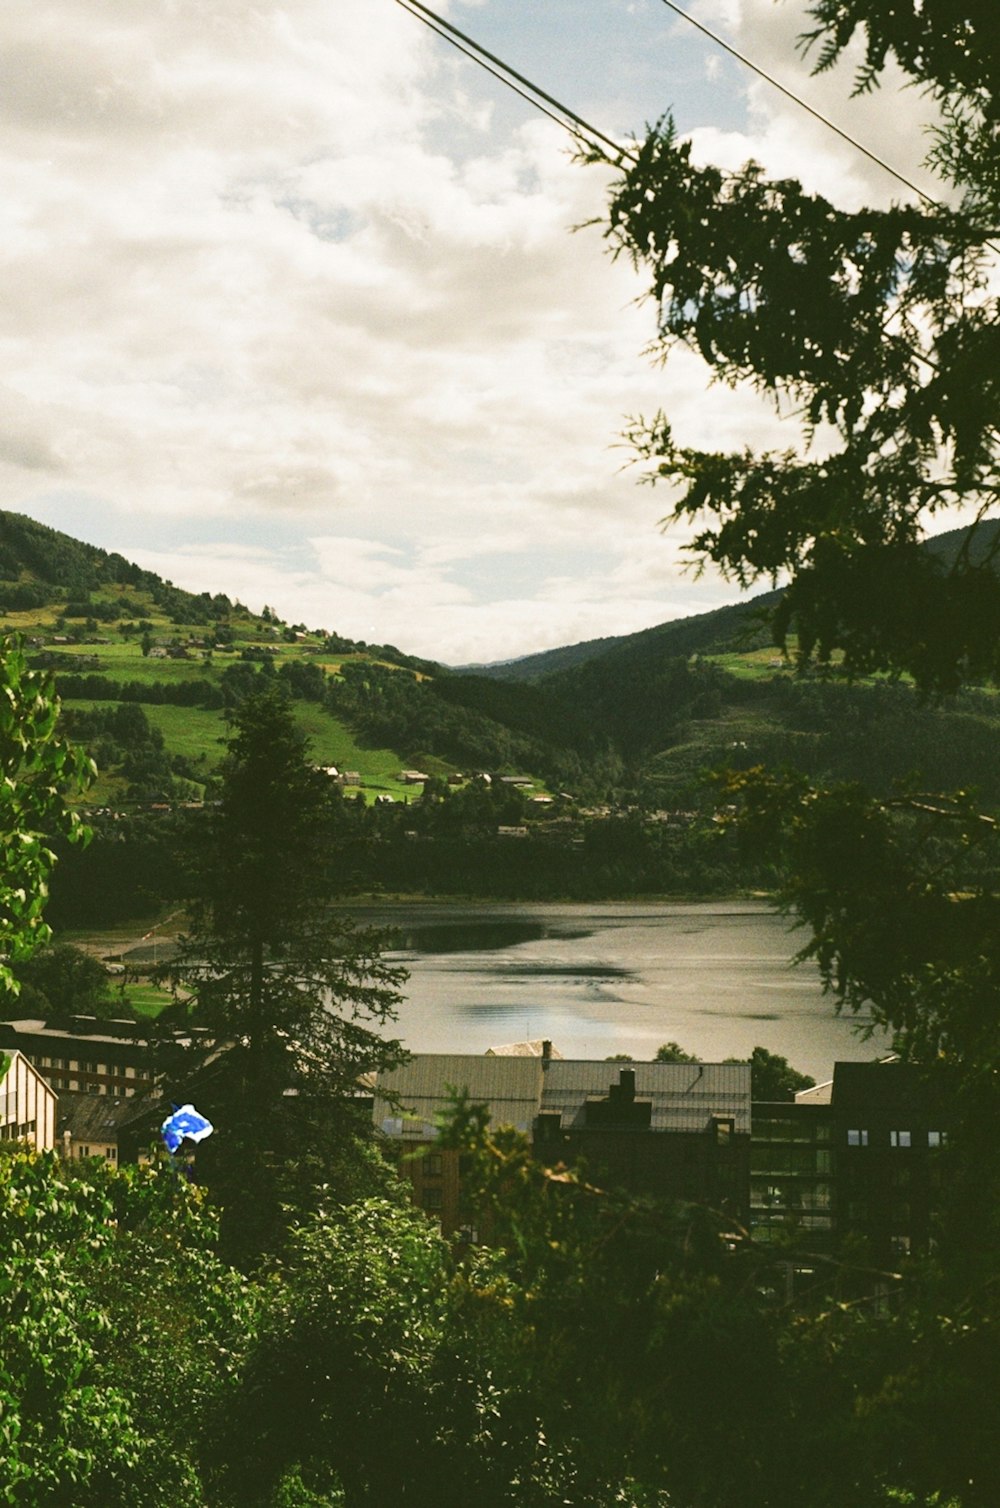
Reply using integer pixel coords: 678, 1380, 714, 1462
163, 687, 407, 1261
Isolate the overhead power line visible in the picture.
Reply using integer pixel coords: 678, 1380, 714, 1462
396, 0, 940, 209
654, 0, 936, 206
393, 0, 637, 164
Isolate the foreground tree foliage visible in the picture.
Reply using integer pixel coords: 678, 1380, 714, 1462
580, 6, 1000, 1501
0, 1148, 252, 1505
0, 634, 93, 993
597, 5, 1000, 1079
5, 1116, 999, 1508
602, 7, 1000, 694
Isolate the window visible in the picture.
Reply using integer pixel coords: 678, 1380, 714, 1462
928, 1130, 947, 1148
423, 1153, 443, 1177
890, 1130, 912, 1148
422, 1186, 443, 1211
846, 1128, 869, 1147
890, 1234, 912, 1258
77, 1145, 90, 1158
105, 1147, 117, 1161
713, 1116, 735, 1146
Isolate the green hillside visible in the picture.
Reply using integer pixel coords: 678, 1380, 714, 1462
0, 510, 462, 806
2, 508, 997, 919
476, 591, 780, 683
4, 507, 999, 822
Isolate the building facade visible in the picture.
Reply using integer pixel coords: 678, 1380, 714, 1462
749, 1060, 954, 1269
0, 1049, 57, 1150
0, 1016, 155, 1099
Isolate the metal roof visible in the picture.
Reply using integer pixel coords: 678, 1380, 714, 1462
373, 1055, 751, 1138
0, 1017, 147, 1046
374, 1054, 544, 1138
541, 1061, 751, 1135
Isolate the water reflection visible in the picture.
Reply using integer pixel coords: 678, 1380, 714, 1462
351, 901, 889, 1081
385, 920, 551, 954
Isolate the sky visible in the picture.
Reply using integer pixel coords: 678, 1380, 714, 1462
1, 0, 943, 665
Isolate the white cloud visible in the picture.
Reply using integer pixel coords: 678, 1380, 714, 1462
1, 0, 942, 662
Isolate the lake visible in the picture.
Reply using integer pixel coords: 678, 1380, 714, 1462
350, 900, 889, 1083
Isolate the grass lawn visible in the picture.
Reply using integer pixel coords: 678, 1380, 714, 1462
142, 703, 229, 766
145, 700, 419, 801
705, 649, 793, 680
118, 980, 175, 1018
291, 706, 413, 799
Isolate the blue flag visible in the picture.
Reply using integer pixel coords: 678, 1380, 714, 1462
161, 1103, 214, 1155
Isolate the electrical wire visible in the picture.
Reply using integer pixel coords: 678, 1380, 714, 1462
397, 0, 940, 210
392, 0, 995, 394
655, 0, 937, 207
393, 0, 637, 164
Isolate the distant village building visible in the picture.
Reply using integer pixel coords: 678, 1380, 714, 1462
0, 1050, 56, 1150
399, 770, 430, 785
56, 1090, 138, 1164
373, 1051, 751, 1235
0, 1017, 155, 1099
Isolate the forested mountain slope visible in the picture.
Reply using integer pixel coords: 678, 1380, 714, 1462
2, 509, 998, 818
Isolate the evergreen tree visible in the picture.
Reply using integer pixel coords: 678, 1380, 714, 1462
597, 5, 1000, 1081
163, 688, 407, 1261
600, 8, 1000, 695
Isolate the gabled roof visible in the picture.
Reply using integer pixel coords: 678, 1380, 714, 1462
1, 1049, 54, 1096
56, 1091, 139, 1143
486, 1039, 564, 1058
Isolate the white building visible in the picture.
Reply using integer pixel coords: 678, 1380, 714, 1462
0, 1049, 57, 1150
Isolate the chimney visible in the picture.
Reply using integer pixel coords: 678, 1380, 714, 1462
541, 1039, 552, 1061
618, 1068, 636, 1102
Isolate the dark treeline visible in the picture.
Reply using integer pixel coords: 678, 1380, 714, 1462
59, 673, 226, 708
329, 651, 1000, 807
46, 791, 768, 929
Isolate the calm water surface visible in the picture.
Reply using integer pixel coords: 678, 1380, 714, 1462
351, 901, 888, 1082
